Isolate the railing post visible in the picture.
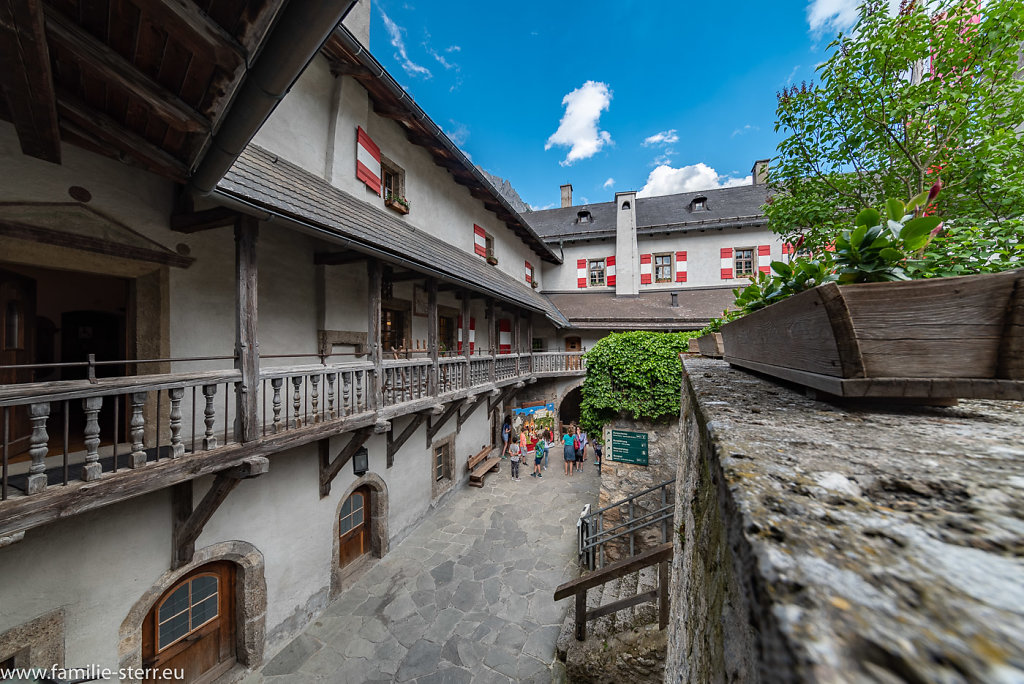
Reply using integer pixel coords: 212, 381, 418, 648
270, 378, 283, 432
234, 215, 259, 442
661, 485, 668, 543
575, 589, 587, 641
168, 388, 185, 458
368, 259, 383, 414
82, 396, 103, 479
629, 499, 635, 556
291, 376, 302, 428
427, 277, 438, 396
202, 384, 218, 450
26, 402, 50, 494
129, 391, 147, 468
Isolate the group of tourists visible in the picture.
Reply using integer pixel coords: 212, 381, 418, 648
500, 418, 602, 481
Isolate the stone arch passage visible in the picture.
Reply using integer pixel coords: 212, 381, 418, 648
119, 540, 267, 681
559, 385, 583, 428
331, 471, 389, 599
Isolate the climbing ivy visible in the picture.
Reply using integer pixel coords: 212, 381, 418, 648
579, 331, 696, 441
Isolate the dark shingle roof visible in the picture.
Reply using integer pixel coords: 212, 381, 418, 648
527, 184, 769, 242
217, 145, 569, 326
545, 288, 736, 330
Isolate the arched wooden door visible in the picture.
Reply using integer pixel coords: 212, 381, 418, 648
143, 561, 236, 683
339, 486, 371, 568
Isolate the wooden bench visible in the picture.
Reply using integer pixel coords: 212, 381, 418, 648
467, 445, 501, 488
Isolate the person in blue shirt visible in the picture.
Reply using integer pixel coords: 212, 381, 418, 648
501, 416, 511, 459
562, 429, 575, 476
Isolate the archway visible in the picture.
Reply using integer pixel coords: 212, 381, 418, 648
331, 472, 389, 598
120, 541, 266, 681
559, 385, 583, 428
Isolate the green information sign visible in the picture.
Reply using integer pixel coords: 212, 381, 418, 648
610, 430, 649, 466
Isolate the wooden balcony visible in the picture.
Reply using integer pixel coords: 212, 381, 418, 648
0, 351, 586, 537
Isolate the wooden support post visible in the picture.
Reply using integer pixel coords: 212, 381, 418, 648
368, 259, 383, 413
527, 315, 534, 374
235, 216, 259, 443
487, 300, 496, 382
427, 278, 438, 396
659, 560, 670, 630
172, 456, 268, 568
575, 589, 587, 641
461, 290, 471, 359
319, 427, 373, 497
387, 413, 427, 468
514, 310, 521, 363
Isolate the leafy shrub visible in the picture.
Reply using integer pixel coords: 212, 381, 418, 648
579, 331, 695, 441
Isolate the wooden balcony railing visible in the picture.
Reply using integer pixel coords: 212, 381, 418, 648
0, 351, 586, 505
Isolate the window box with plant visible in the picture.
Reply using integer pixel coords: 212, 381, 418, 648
384, 192, 409, 215
708, 185, 1024, 402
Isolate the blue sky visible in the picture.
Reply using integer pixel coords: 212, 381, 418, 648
368, 0, 863, 210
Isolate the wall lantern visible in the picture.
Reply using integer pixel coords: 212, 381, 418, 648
353, 447, 369, 476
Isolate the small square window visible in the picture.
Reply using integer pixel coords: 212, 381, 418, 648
434, 445, 446, 481
485, 235, 495, 258
589, 259, 606, 286
654, 254, 673, 283
734, 248, 755, 277
381, 155, 407, 212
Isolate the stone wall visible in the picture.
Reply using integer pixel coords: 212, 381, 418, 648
665, 357, 1024, 682
597, 417, 679, 564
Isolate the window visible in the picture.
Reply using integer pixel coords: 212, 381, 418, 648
431, 437, 455, 498
691, 196, 708, 211
734, 248, 755, 277
621, 201, 631, 210
485, 235, 494, 258
156, 574, 220, 651
577, 210, 592, 223
654, 254, 673, 283
589, 259, 606, 286
382, 307, 406, 352
532, 338, 544, 352
434, 445, 446, 481
339, 490, 365, 535
381, 155, 406, 208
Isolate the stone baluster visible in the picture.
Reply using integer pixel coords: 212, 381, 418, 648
129, 392, 147, 468
356, 371, 364, 411
26, 402, 50, 494
342, 372, 351, 416
270, 378, 283, 433
292, 376, 302, 428
327, 373, 336, 419
310, 374, 320, 423
168, 388, 184, 458
82, 396, 103, 480
202, 384, 218, 450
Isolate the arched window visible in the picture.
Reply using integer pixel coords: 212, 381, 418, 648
339, 486, 371, 567
690, 196, 708, 211
576, 210, 592, 223
621, 201, 631, 210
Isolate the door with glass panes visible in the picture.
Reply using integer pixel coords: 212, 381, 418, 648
339, 486, 371, 568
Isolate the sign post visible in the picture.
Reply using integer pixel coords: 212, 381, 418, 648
610, 429, 649, 466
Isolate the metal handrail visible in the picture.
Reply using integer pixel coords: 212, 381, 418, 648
581, 506, 675, 552
579, 478, 676, 570
585, 478, 676, 518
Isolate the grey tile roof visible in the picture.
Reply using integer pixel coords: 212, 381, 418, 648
527, 184, 769, 242
545, 288, 736, 330
217, 145, 569, 327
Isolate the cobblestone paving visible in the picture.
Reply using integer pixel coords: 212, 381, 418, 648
245, 459, 601, 683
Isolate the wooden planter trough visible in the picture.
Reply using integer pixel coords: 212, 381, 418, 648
721, 269, 1024, 401
695, 332, 724, 358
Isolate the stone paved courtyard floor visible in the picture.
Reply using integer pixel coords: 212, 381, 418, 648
244, 459, 601, 683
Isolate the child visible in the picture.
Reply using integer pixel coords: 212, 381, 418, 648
509, 437, 521, 481
542, 429, 551, 470
531, 435, 545, 477
563, 429, 575, 476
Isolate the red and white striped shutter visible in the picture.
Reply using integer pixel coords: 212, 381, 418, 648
498, 319, 512, 354
606, 256, 616, 286
640, 254, 652, 284
525, 260, 532, 284
576, 259, 587, 288
758, 245, 771, 273
675, 251, 687, 282
355, 127, 381, 195
456, 316, 476, 354
720, 248, 733, 280
473, 225, 487, 256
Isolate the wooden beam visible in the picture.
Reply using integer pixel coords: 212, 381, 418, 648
426, 399, 464, 445
171, 206, 238, 233
427, 277, 438, 396
172, 456, 269, 568
373, 103, 411, 121
44, 7, 210, 133
0, 0, 60, 163
488, 383, 518, 414
329, 61, 372, 77
128, 0, 245, 70
457, 393, 487, 432
56, 92, 188, 181
386, 413, 426, 468
368, 259, 383, 413
235, 216, 259, 443
0, 218, 193, 268
315, 250, 367, 266
319, 427, 373, 497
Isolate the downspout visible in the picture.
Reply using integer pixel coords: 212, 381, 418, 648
189, 1, 358, 194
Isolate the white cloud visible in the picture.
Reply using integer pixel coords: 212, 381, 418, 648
652, 153, 674, 166
807, 0, 901, 35
602, 178, 615, 190
427, 46, 456, 70
731, 124, 759, 137
545, 81, 613, 166
445, 120, 469, 147
530, 202, 556, 211
784, 64, 800, 85
379, 7, 431, 78
642, 129, 679, 146
445, 45, 461, 53
637, 163, 751, 198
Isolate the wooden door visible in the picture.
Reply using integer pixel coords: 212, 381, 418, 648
565, 336, 581, 370
143, 561, 236, 684
0, 269, 37, 456
339, 486, 371, 568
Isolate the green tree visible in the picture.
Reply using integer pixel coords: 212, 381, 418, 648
578, 331, 695, 441
767, 0, 1024, 256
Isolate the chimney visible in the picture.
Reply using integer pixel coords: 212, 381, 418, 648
751, 159, 769, 186
560, 184, 573, 208
615, 191, 638, 297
